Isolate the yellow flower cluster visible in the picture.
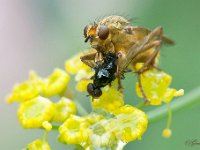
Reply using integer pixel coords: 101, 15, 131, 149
24, 139, 51, 150
65, 51, 94, 92
17, 96, 76, 128
135, 63, 184, 105
52, 97, 76, 123
6, 69, 70, 104
6, 71, 43, 103
18, 96, 54, 128
65, 51, 91, 75
58, 105, 148, 149
92, 85, 124, 113
58, 115, 91, 145
42, 69, 70, 97
7, 51, 184, 149
7, 68, 76, 129
56, 54, 149, 149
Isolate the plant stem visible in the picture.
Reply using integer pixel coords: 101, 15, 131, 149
52, 125, 59, 130
147, 87, 200, 123
75, 100, 88, 116
166, 103, 172, 128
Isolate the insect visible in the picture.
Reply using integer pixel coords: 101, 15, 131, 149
87, 53, 118, 98
81, 15, 174, 101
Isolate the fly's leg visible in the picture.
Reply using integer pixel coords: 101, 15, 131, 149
132, 40, 162, 103
137, 44, 161, 74
137, 27, 163, 103
134, 40, 161, 104
115, 51, 125, 92
80, 52, 96, 68
116, 65, 123, 92
94, 52, 103, 63
137, 27, 163, 74
137, 74, 149, 104
115, 39, 161, 94
80, 52, 103, 68
120, 27, 163, 103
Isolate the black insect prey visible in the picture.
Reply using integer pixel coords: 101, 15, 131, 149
87, 53, 118, 98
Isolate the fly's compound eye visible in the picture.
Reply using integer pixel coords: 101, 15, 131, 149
84, 25, 89, 38
87, 83, 102, 97
98, 25, 109, 40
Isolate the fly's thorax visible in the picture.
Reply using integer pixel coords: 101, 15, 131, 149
98, 15, 130, 29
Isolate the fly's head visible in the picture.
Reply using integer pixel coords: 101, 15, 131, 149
83, 15, 130, 53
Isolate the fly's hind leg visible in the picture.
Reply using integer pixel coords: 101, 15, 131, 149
134, 27, 163, 103
137, 27, 163, 74
119, 27, 165, 103
137, 43, 161, 74
137, 74, 149, 104
133, 40, 162, 104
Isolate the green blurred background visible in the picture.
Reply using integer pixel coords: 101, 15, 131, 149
1, 0, 200, 149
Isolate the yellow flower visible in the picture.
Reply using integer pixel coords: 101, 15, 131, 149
174, 89, 184, 97
43, 69, 70, 97
108, 105, 148, 143
6, 71, 44, 104
18, 96, 55, 128
42, 121, 52, 132
162, 128, 172, 138
52, 97, 76, 123
76, 79, 92, 92
92, 82, 124, 113
135, 63, 184, 105
88, 105, 148, 148
58, 115, 91, 146
75, 69, 93, 82
90, 124, 118, 148
65, 51, 94, 74
25, 139, 51, 150
84, 113, 104, 125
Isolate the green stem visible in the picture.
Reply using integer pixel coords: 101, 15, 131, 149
166, 103, 172, 128
147, 87, 200, 123
136, 102, 146, 109
75, 100, 88, 116
52, 125, 60, 130
43, 131, 48, 141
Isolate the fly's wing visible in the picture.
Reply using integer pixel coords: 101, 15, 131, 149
118, 27, 164, 73
118, 36, 148, 73
162, 36, 175, 45
130, 27, 174, 45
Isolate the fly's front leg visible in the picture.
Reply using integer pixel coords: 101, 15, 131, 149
80, 52, 103, 68
94, 52, 103, 64
115, 50, 128, 92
